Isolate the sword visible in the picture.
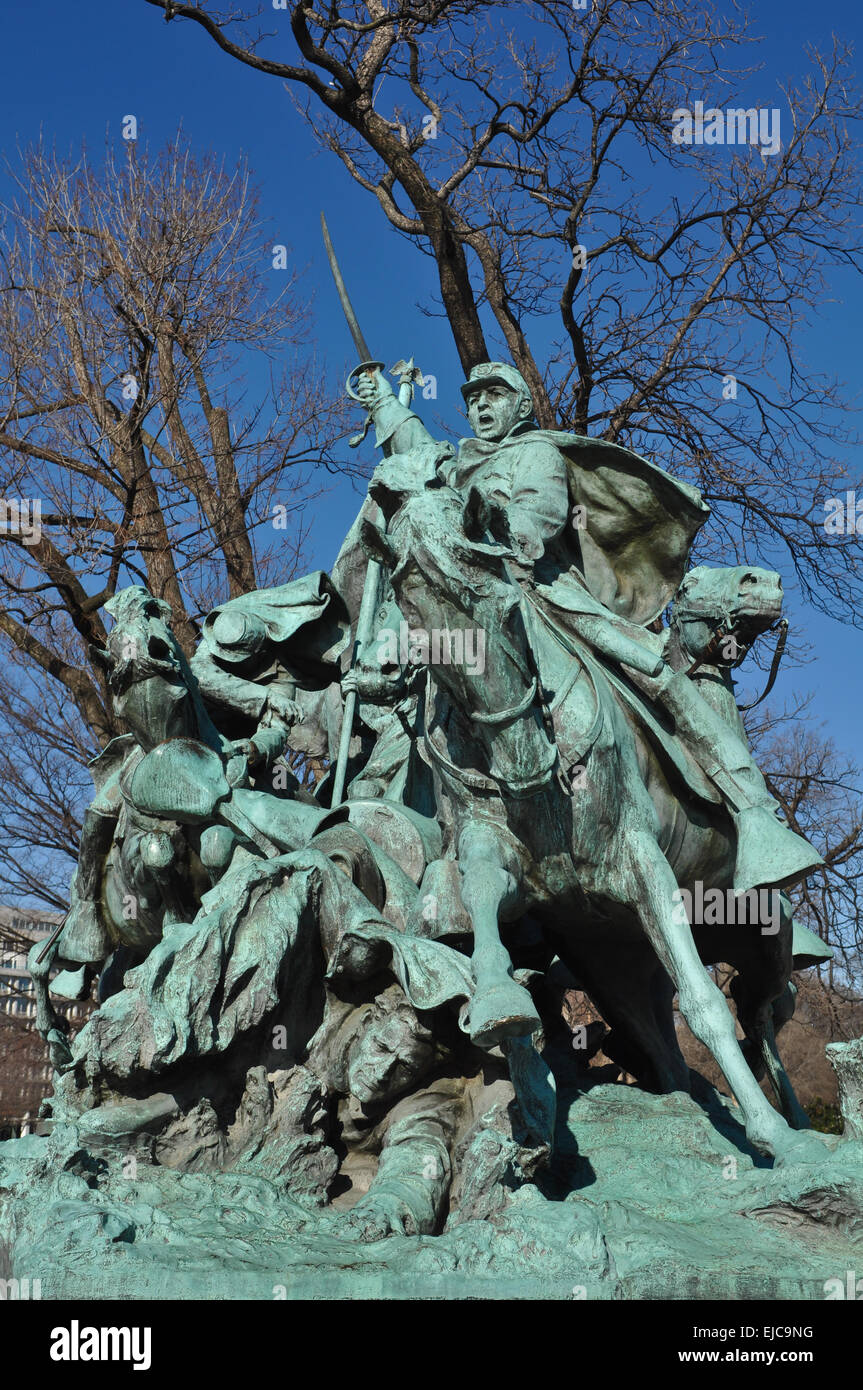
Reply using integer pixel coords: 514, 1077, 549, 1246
320, 212, 420, 805
321, 211, 386, 448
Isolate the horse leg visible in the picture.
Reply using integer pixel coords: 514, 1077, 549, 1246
748, 1007, 810, 1132
726, 893, 810, 1131
556, 939, 690, 1092
733, 979, 809, 1129
27, 936, 73, 1070
621, 831, 823, 1163
772, 978, 797, 1033
768, 983, 809, 1123
649, 963, 689, 1080
458, 820, 540, 1048
728, 967, 808, 1130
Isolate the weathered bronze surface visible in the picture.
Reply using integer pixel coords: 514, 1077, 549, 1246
3, 355, 862, 1301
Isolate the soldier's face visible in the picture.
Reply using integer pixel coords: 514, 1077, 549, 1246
346, 1009, 435, 1106
466, 384, 523, 441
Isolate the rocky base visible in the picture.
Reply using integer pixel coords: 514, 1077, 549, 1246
3, 1072, 863, 1300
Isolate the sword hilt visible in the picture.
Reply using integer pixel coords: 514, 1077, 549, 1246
345, 360, 386, 403
347, 360, 386, 448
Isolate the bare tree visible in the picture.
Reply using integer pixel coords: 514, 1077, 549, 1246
143, 0, 863, 620
747, 697, 863, 989
0, 135, 347, 903
0, 662, 96, 907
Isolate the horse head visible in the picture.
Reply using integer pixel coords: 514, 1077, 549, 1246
667, 565, 784, 671
91, 587, 202, 751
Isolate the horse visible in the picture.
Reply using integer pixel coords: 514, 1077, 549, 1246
378, 487, 827, 1166
29, 588, 321, 1067
559, 565, 814, 1130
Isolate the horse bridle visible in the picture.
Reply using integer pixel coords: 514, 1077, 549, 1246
675, 600, 789, 710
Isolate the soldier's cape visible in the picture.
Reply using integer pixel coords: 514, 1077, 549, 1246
504, 427, 709, 626
199, 569, 351, 679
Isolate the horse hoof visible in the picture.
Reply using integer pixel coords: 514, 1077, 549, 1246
770, 1132, 828, 1168
469, 980, 541, 1049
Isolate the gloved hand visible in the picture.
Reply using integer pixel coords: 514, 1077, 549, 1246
263, 687, 304, 727
354, 367, 392, 409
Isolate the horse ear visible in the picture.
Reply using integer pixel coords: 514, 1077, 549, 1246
89, 643, 112, 671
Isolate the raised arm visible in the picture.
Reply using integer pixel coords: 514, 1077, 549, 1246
354, 368, 437, 460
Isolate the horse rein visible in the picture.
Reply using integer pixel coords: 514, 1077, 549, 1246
676, 602, 789, 710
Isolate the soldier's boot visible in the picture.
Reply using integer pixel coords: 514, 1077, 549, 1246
656, 669, 822, 892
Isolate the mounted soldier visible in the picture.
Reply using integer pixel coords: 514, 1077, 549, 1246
349, 359, 820, 899
331, 358, 833, 1166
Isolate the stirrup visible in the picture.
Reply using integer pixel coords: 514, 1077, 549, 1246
732, 805, 823, 893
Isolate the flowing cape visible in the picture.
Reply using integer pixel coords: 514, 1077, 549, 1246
527, 429, 708, 626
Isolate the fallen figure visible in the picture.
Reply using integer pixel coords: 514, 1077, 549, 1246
48, 823, 556, 1241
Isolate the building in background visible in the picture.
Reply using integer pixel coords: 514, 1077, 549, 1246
0, 906, 87, 1137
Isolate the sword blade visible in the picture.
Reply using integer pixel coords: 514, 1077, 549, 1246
321, 211, 373, 363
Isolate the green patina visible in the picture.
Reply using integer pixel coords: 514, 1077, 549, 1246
3, 351, 862, 1301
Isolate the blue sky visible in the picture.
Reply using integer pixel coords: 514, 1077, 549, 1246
2, 0, 861, 756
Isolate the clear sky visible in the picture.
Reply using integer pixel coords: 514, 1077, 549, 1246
1, 0, 861, 755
